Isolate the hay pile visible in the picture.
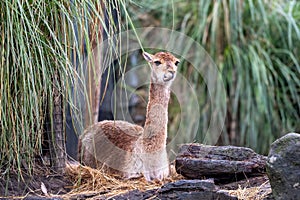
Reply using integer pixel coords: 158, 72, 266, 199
63, 162, 182, 199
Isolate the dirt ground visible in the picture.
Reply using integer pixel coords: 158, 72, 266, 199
0, 166, 73, 199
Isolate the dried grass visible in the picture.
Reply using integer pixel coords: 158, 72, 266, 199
226, 181, 272, 200
62, 162, 183, 199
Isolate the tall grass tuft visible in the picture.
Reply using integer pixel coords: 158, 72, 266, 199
0, 0, 123, 183
127, 0, 300, 154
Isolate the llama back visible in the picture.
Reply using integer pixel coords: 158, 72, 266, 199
78, 120, 143, 177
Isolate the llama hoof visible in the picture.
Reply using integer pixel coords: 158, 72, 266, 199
144, 167, 169, 181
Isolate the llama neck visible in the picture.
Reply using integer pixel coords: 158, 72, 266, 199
142, 82, 171, 152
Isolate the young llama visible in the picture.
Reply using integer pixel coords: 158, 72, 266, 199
78, 51, 180, 181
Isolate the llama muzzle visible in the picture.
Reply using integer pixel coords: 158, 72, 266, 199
163, 71, 175, 82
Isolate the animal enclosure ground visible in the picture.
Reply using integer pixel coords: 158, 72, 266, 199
0, 163, 271, 199
0, 168, 72, 198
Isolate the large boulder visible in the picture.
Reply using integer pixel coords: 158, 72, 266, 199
266, 133, 300, 200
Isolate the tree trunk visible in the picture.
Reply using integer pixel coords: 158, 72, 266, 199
52, 70, 66, 173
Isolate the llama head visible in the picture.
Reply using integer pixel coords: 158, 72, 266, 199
143, 51, 180, 85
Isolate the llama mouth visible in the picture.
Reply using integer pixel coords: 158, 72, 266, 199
163, 72, 174, 82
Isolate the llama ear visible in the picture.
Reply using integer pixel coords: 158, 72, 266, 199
142, 52, 153, 62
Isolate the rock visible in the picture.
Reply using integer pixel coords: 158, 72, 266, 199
220, 175, 273, 199
175, 144, 266, 182
220, 175, 270, 190
266, 133, 300, 200
111, 179, 238, 200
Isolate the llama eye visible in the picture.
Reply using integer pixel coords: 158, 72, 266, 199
175, 61, 180, 66
154, 61, 161, 66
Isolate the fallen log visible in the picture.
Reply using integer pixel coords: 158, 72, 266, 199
175, 144, 266, 182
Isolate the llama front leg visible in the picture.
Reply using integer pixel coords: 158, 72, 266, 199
142, 149, 169, 181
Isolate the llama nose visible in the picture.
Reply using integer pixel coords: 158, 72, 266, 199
167, 66, 175, 75
167, 70, 175, 75
163, 70, 175, 81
